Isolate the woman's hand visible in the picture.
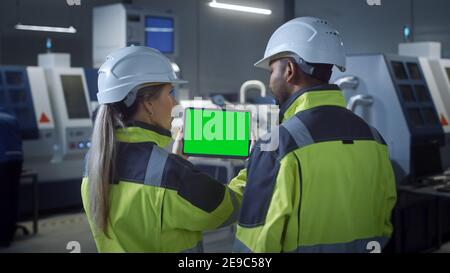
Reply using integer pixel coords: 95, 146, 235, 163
172, 127, 189, 160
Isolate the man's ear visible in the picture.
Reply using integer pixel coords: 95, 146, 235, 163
284, 60, 296, 84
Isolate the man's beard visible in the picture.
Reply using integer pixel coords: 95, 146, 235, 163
271, 86, 291, 106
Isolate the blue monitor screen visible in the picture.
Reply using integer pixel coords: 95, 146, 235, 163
145, 16, 174, 54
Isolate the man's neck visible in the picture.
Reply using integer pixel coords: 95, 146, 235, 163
289, 79, 327, 96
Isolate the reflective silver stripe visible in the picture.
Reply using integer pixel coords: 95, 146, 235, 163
233, 238, 253, 253
290, 237, 389, 253
369, 126, 383, 145
281, 116, 314, 148
144, 146, 168, 187
218, 190, 239, 228
182, 241, 204, 253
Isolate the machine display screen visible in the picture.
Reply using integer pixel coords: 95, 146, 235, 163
5, 71, 24, 85
414, 85, 430, 102
408, 108, 424, 127
391, 60, 441, 129
60, 75, 90, 119
407, 63, 422, 80
183, 108, 251, 158
399, 85, 415, 102
405, 105, 439, 128
392, 61, 408, 79
145, 16, 174, 54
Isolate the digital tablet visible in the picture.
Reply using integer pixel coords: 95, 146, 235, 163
182, 107, 251, 159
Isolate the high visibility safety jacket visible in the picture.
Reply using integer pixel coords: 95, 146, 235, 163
81, 122, 239, 253
230, 85, 397, 253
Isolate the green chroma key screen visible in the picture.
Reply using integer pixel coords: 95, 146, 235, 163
183, 108, 251, 158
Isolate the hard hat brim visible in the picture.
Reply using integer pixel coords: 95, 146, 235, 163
97, 78, 188, 105
254, 56, 271, 70
172, 79, 189, 84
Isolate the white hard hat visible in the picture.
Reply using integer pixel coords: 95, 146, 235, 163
97, 46, 187, 105
255, 17, 346, 72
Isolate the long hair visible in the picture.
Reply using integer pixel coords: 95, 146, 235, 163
87, 83, 166, 235
87, 104, 123, 236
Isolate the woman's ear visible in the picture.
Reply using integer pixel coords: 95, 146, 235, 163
143, 97, 153, 116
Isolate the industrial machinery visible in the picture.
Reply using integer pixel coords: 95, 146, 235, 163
0, 53, 94, 213
39, 52, 94, 210
92, 3, 185, 97
38, 53, 93, 166
0, 64, 85, 213
93, 3, 177, 68
0, 66, 57, 171
332, 53, 450, 253
332, 54, 445, 184
399, 42, 450, 169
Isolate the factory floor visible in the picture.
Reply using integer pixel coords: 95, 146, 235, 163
1, 212, 450, 253
0, 211, 234, 253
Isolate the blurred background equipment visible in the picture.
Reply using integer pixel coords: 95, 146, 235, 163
1, 0, 450, 253
332, 42, 450, 253
0, 113, 23, 247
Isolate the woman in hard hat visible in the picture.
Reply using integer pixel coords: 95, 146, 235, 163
81, 46, 240, 252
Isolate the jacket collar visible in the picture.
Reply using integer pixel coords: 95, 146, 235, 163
279, 84, 346, 122
115, 121, 172, 148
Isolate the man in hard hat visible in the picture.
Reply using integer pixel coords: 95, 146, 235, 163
230, 17, 397, 253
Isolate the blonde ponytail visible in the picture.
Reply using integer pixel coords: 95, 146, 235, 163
87, 104, 123, 235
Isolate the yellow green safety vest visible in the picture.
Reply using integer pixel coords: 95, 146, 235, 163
229, 84, 397, 253
81, 121, 239, 253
